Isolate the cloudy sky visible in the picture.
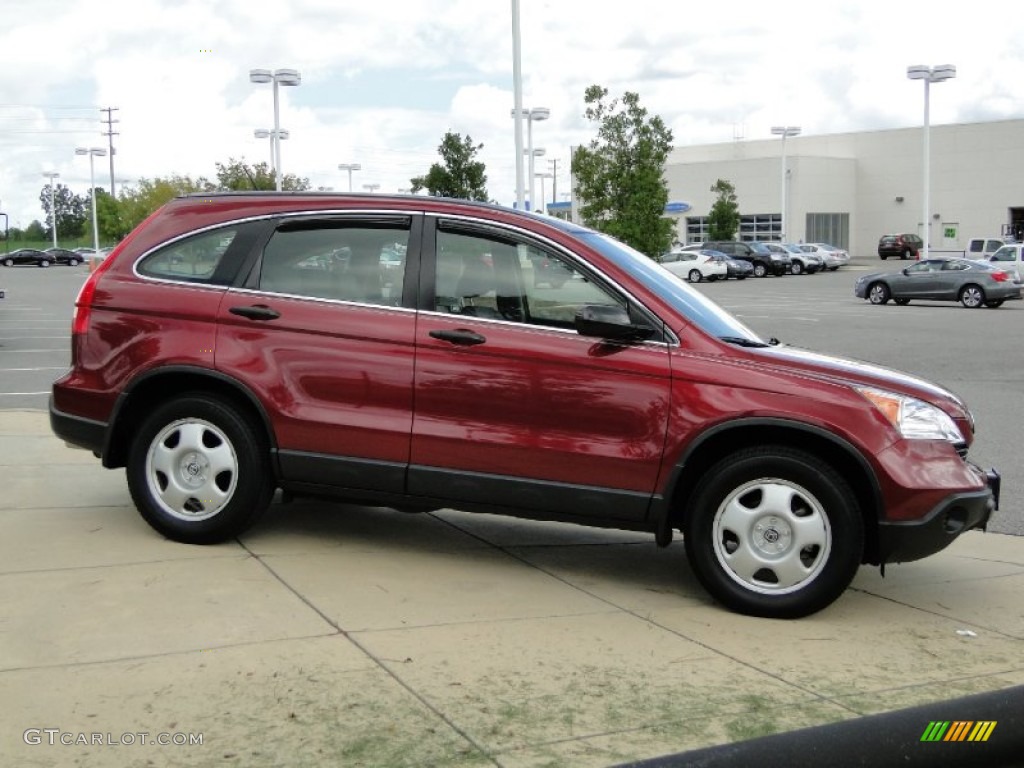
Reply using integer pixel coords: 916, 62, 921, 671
2, 0, 1023, 229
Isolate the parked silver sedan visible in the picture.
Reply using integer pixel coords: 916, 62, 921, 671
854, 258, 1023, 308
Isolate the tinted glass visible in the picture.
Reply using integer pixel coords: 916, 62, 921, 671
259, 222, 409, 306
138, 227, 238, 282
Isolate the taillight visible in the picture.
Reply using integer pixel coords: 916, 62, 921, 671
72, 247, 117, 335
990, 270, 1009, 283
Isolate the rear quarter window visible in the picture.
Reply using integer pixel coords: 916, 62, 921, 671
138, 227, 238, 283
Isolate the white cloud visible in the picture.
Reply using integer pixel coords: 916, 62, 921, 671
2, 0, 1024, 228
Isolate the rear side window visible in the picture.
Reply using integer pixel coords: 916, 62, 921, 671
258, 222, 410, 306
138, 227, 238, 282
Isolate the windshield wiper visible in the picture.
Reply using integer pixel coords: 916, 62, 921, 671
719, 336, 771, 348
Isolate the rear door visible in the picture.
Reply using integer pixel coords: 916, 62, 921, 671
408, 217, 672, 523
215, 213, 420, 493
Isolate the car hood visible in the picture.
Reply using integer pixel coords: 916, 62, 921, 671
749, 343, 971, 422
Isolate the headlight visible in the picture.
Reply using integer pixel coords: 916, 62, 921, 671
856, 387, 964, 442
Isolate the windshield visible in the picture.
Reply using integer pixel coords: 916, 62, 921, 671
583, 232, 763, 343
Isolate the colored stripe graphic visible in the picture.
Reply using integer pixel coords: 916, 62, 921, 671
968, 721, 997, 742
921, 721, 949, 741
921, 720, 997, 742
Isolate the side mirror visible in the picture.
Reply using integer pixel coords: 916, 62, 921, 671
902, 268, 911, 276
575, 305, 654, 342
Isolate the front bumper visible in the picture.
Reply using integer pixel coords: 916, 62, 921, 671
876, 466, 1000, 564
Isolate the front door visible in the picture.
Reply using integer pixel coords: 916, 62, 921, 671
408, 219, 672, 523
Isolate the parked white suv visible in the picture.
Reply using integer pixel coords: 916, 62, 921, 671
965, 237, 1014, 260
985, 243, 1024, 280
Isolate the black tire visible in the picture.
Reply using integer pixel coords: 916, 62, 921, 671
894, 298, 910, 306
688, 269, 702, 283
984, 300, 1004, 308
753, 262, 767, 278
683, 446, 864, 618
901, 249, 910, 260
2, 258, 12, 267
790, 262, 803, 275
868, 282, 890, 304
126, 394, 274, 544
736, 275, 747, 280
38, 259, 50, 268
879, 254, 888, 260
68, 258, 80, 267
959, 284, 984, 308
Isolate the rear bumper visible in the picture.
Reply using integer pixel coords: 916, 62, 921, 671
877, 466, 1000, 564
49, 397, 107, 456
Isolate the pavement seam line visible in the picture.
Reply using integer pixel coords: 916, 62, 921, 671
427, 513, 857, 714
235, 538, 503, 768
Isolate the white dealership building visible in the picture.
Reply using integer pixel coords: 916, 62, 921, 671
661, 118, 1024, 257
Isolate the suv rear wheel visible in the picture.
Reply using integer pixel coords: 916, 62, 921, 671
752, 262, 767, 278
127, 394, 274, 543
683, 446, 863, 618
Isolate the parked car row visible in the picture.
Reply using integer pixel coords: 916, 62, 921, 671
2, 246, 111, 268
660, 241, 849, 282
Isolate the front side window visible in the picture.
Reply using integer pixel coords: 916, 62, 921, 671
138, 227, 238, 282
434, 228, 625, 330
258, 222, 409, 306
991, 246, 1014, 262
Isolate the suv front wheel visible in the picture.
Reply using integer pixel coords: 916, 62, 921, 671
683, 446, 863, 618
752, 262, 768, 278
127, 394, 274, 544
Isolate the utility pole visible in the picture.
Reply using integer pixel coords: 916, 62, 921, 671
101, 107, 120, 196
548, 158, 558, 204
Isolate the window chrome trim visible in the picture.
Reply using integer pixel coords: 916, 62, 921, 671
223, 285, 418, 313
426, 211, 679, 347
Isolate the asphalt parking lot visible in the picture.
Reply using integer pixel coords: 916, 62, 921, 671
1, 258, 1022, 767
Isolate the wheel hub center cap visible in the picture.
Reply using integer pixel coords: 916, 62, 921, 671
753, 516, 792, 555
180, 452, 208, 486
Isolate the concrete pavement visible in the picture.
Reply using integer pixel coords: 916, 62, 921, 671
2, 408, 1023, 767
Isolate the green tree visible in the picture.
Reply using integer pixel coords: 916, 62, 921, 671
117, 175, 214, 232
24, 220, 46, 241
571, 85, 674, 258
410, 132, 488, 200
707, 179, 740, 241
39, 183, 88, 240
94, 189, 130, 243
214, 157, 310, 191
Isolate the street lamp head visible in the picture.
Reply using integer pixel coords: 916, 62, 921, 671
42, 171, 60, 180
276, 129, 290, 140
254, 128, 271, 139
529, 107, 550, 122
932, 64, 957, 81
771, 126, 801, 137
249, 68, 273, 84
524, 147, 546, 157
338, 163, 362, 172
274, 68, 301, 86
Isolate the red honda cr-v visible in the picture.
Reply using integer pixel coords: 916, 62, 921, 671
50, 193, 999, 618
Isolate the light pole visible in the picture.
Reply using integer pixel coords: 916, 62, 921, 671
75, 148, 107, 254
511, 107, 549, 209
511, 0, 525, 211
42, 172, 60, 248
362, 183, 380, 194
907, 64, 956, 260
535, 172, 553, 214
249, 68, 301, 191
770, 126, 801, 242
254, 128, 289, 173
338, 163, 361, 192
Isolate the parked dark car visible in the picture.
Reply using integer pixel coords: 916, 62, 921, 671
855, 258, 1022, 308
51, 192, 999, 619
3, 248, 51, 267
878, 233, 923, 260
703, 241, 790, 277
45, 247, 85, 266
702, 249, 753, 279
